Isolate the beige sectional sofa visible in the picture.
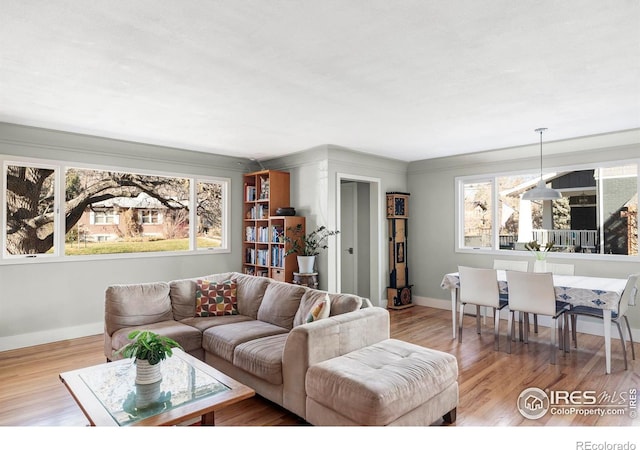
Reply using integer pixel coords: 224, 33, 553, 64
106, 272, 380, 417
104, 271, 458, 425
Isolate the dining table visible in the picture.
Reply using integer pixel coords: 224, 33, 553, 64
440, 270, 629, 374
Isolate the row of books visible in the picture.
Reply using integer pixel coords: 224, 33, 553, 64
245, 186, 257, 202
245, 225, 285, 243
245, 226, 269, 242
245, 248, 269, 266
247, 204, 268, 219
244, 247, 285, 267
245, 177, 270, 202
271, 246, 284, 268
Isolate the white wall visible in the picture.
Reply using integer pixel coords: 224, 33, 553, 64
265, 145, 408, 306
407, 129, 640, 333
0, 123, 249, 351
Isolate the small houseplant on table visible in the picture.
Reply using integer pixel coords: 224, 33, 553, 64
284, 224, 340, 274
114, 330, 183, 385
524, 240, 554, 272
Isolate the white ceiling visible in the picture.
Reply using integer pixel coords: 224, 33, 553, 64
1, 1, 639, 162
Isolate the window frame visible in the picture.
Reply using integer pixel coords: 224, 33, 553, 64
455, 158, 640, 261
1, 155, 231, 264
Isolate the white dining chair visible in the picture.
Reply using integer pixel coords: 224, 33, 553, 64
490, 260, 528, 323
568, 273, 638, 371
458, 266, 508, 350
528, 262, 575, 334
505, 270, 569, 364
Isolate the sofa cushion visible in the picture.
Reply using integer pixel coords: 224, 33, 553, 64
169, 273, 234, 321
328, 293, 363, 316
233, 274, 271, 319
294, 290, 361, 327
109, 320, 202, 358
180, 314, 253, 332
202, 320, 289, 362
195, 279, 238, 317
233, 334, 288, 385
257, 282, 306, 329
105, 282, 174, 336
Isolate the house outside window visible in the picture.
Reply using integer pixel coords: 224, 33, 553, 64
457, 161, 638, 257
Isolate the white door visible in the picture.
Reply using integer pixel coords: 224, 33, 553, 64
340, 182, 357, 294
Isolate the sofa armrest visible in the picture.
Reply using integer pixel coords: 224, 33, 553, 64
281, 307, 390, 418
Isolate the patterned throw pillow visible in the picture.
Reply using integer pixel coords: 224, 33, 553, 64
195, 279, 238, 317
306, 293, 330, 323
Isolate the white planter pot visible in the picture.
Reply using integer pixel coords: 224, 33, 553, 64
297, 255, 316, 274
533, 259, 548, 273
135, 359, 162, 385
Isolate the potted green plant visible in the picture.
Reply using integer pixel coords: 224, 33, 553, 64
114, 330, 182, 385
284, 224, 340, 273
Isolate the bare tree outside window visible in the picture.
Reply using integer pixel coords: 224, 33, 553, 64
197, 181, 223, 248
5, 165, 56, 255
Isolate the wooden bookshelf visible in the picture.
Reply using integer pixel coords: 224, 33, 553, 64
242, 170, 305, 282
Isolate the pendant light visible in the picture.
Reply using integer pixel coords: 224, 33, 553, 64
522, 127, 562, 200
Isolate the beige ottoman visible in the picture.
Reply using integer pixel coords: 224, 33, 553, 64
305, 339, 458, 426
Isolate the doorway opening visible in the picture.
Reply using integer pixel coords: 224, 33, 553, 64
335, 173, 382, 306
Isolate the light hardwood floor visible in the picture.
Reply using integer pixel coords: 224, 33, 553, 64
0, 306, 638, 427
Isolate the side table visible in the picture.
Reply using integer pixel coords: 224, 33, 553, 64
293, 272, 319, 289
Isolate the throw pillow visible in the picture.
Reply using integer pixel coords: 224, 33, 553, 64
195, 279, 238, 317
306, 293, 330, 323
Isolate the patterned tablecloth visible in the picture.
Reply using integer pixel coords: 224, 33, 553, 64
440, 271, 627, 311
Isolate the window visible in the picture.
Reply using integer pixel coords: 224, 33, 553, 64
196, 181, 225, 249
92, 210, 119, 225
457, 161, 639, 257
3, 162, 58, 256
461, 180, 493, 249
2, 157, 229, 261
139, 210, 161, 224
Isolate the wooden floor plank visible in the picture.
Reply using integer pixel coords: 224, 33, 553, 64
0, 306, 637, 427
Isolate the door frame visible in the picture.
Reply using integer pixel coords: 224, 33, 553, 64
334, 173, 383, 306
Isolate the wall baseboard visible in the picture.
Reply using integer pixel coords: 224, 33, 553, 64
412, 295, 639, 341
0, 322, 103, 352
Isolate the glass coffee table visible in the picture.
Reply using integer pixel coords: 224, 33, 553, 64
59, 348, 254, 426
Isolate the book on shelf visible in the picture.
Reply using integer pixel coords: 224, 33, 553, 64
245, 226, 256, 242
259, 177, 270, 200
256, 249, 268, 266
271, 226, 284, 243
245, 185, 257, 202
271, 246, 284, 268
257, 226, 269, 242
246, 248, 253, 264
248, 204, 268, 219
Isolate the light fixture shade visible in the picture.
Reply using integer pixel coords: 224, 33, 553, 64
524, 127, 562, 201
522, 179, 562, 200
